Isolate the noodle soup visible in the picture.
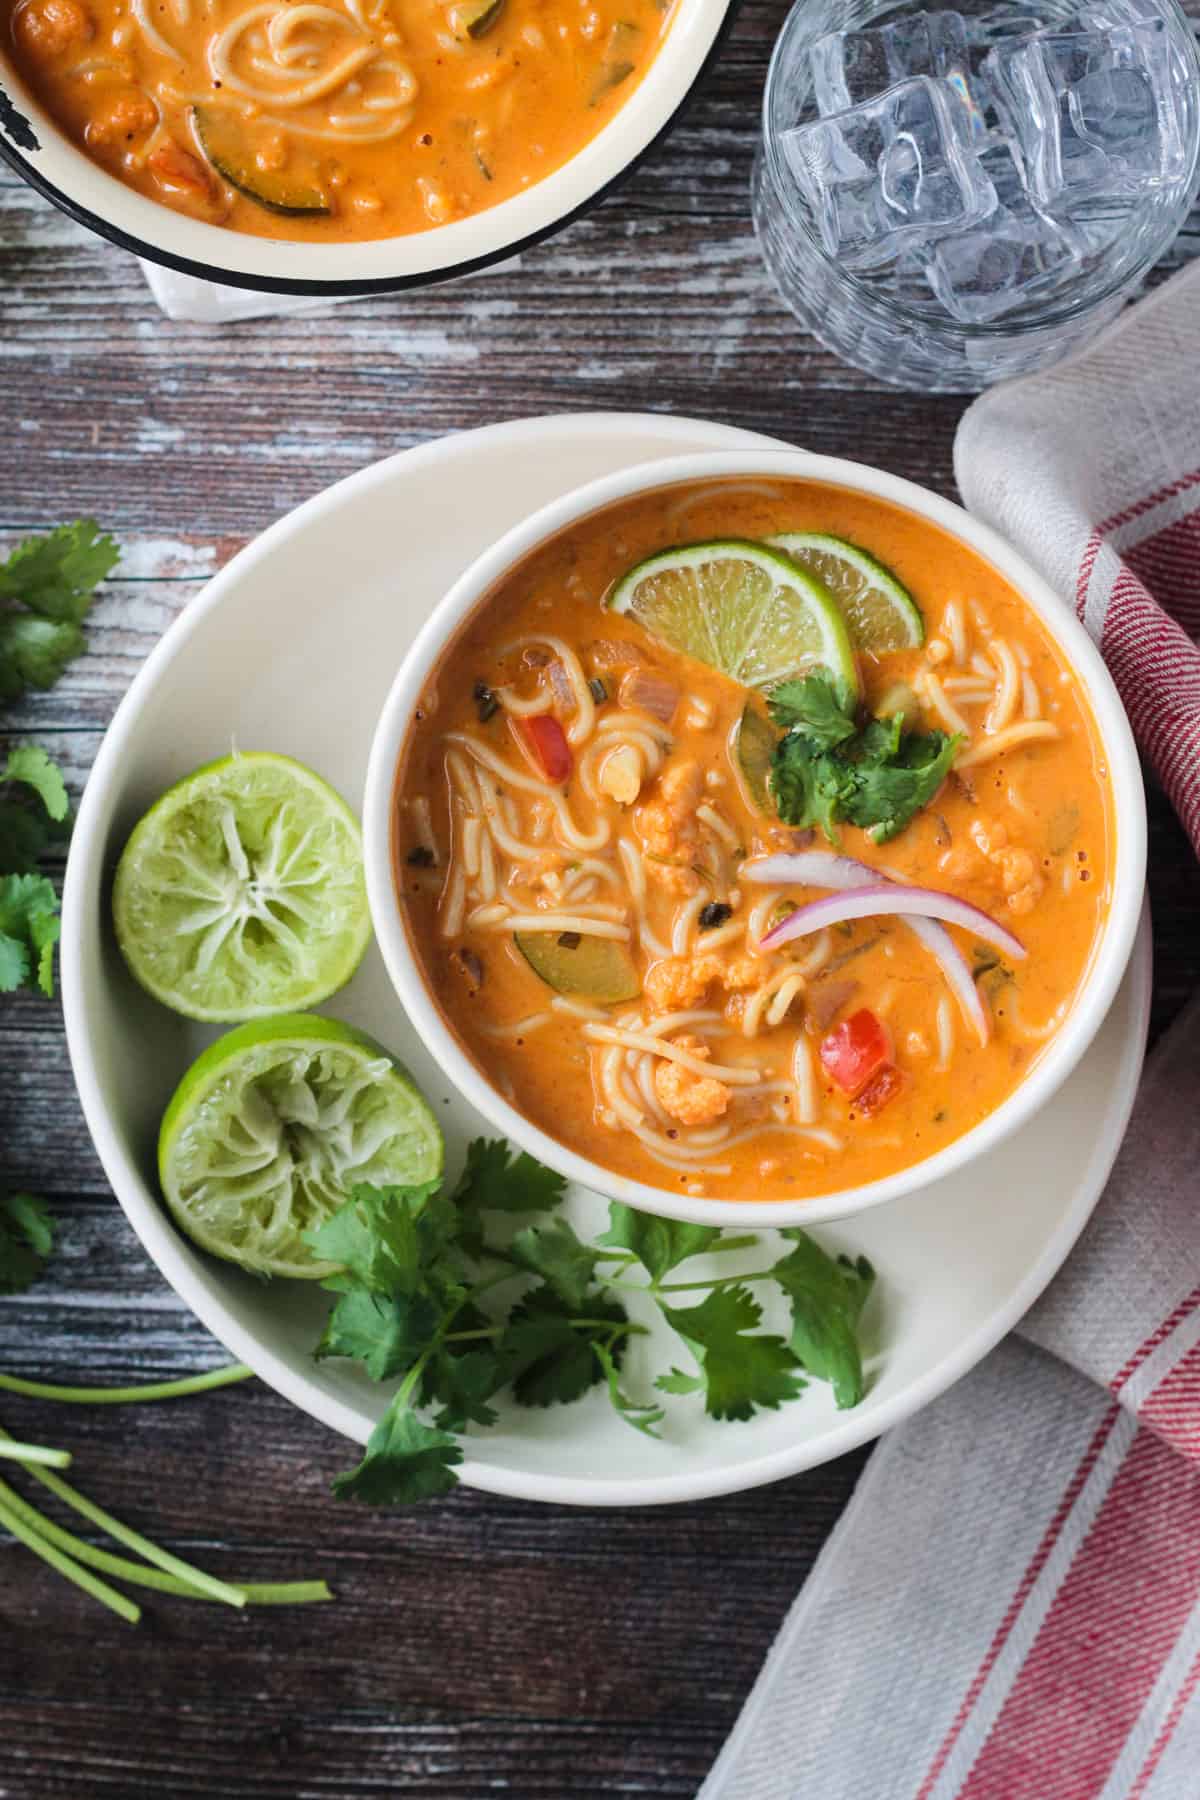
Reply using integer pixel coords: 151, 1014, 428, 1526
4, 0, 673, 239
391, 476, 1117, 1206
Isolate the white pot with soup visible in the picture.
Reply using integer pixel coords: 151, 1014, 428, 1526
1, 0, 729, 282
364, 450, 1146, 1226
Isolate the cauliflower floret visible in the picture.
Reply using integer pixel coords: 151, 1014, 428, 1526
84, 89, 157, 146
654, 1034, 730, 1126
14, 0, 91, 57
644, 954, 722, 1013
721, 955, 764, 992
637, 758, 703, 858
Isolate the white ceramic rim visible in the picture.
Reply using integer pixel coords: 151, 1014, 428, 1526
364, 446, 1148, 1230
0, 0, 733, 292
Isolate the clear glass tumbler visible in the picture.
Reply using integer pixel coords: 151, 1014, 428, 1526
752, 0, 1200, 390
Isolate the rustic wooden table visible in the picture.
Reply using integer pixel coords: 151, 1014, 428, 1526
3, 4, 1200, 1790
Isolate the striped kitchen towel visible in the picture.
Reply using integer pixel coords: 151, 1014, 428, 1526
700, 260, 1200, 1800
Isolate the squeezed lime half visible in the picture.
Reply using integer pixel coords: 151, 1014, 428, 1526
768, 532, 923, 654
158, 1014, 444, 1278
113, 751, 371, 1022
606, 539, 859, 697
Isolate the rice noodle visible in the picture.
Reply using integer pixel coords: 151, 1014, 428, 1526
480, 1013, 554, 1039
935, 996, 953, 1071
487, 912, 630, 940
792, 1035, 817, 1124
671, 889, 709, 956
440, 865, 465, 938
551, 995, 611, 1022
1022, 673, 1042, 721
942, 600, 967, 667
584, 1023, 762, 1085
618, 836, 672, 958
743, 964, 806, 1037
956, 721, 1060, 768
696, 802, 739, 850
986, 638, 1021, 734
503, 634, 595, 745
915, 669, 971, 739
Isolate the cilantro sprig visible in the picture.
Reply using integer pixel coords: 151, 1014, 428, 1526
0, 520, 119, 997
310, 1146, 877, 1506
767, 672, 960, 845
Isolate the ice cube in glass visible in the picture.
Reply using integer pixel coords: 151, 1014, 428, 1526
782, 75, 996, 269
986, 20, 1188, 213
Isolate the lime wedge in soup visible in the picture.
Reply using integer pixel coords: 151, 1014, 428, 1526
158, 1014, 444, 1279
768, 532, 923, 653
606, 539, 859, 698
113, 751, 371, 1022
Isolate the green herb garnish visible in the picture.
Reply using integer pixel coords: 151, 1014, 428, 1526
768, 672, 960, 845
0, 521, 119, 995
308, 1148, 877, 1505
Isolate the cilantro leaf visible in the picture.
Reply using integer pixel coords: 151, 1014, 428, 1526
0, 520, 119, 625
769, 735, 849, 844
597, 1202, 734, 1284
768, 671, 960, 845
841, 730, 960, 844
0, 873, 60, 996
332, 1396, 462, 1504
657, 1286, 805, 1422
306, 1179, 449, 1297
1, 747, 69, 823
0, 1191, 54, 1295
424, 1344, 506, 1432
593, 1342, 664, 1438
772, 1231, 876, 1409
501, 1286, 628, 1408
653, 1367, 706, 1396
453, 1137, 568, 1215
0, 614, 87, 700
509, 1215, 600, 1311
315, 1287, 441, 1382
768, 673, 858, 748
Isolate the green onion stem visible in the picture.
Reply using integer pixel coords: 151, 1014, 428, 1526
0, 1364, 255, 1405
0, 1438, 72, 1469
0, 1425, 246, 1609
0, 1475, 329, 1605
0, 1490, 141, 1625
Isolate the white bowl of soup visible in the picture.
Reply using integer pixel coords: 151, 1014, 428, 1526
0, 0, 730, 290
363, 449, 1146, 1226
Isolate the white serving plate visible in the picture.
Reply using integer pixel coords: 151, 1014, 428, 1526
61, 411, 1152, 1506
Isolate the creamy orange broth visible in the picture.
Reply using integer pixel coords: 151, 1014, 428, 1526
394, 478, 1114, 1204
4, 0, 672, 239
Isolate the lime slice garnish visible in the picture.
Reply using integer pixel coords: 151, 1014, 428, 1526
158, 1014, 444, 1279
113, 752, 371, 1022
606, 539, 859, 697
768, 533, 923, 653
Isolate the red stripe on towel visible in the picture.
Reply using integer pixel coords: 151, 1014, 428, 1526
1127, 1643, 1200, 1800
1110, 1285, 1200, 1397
955, 1430, 1200, 1800
1140, 1338, 1200, 1464
914, 1406, 1124, 1800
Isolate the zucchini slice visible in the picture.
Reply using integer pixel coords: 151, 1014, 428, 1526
193, 107, 330, 217
515, 931, 641, 1004
460, 0, 504, 36
734, 702, 778, 816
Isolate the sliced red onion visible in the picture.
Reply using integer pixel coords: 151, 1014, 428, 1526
619, 666, 680, 724
760, 884, 1025, 961
744, 851, 1016, 1046
907, 913, 991, 1046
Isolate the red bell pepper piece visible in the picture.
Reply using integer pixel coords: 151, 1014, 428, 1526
515, 714, 572, 784
818, 1008, 891, 1097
